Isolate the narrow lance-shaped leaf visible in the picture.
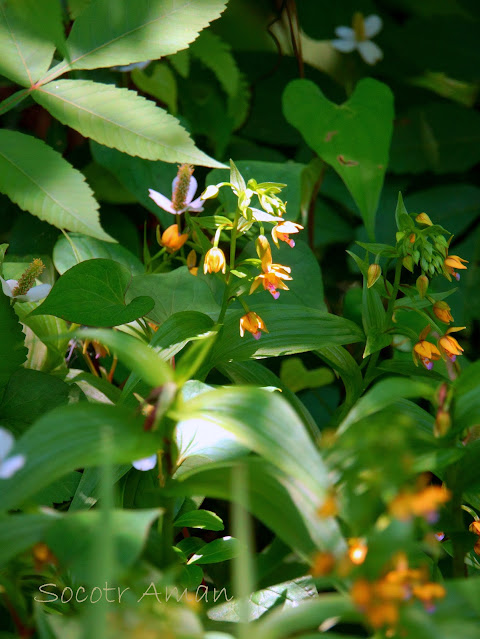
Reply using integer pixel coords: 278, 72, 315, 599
58, 0, 228, 72
32, 80, 226, 167
0, 130, 113, 242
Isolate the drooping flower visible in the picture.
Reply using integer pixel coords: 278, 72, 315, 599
271, 220, 303, 248
204, 247, 226, 274
348, 538, 368, 565
149, 164, 204, 215
0, 427, 25, 479
389, 484, 451, 524
331, 13, 383, 65
187, 249, 198, 276
132, 454, 157, 472
250, 237, 292, 299
1, 258, 51, 302
158, 224, 189, 253
239, 311, 268, 340
433, 301, 453, 324
437, 326, 465, 362
413, 325, 441, 370
415, 212, 433, 226
444, 254, 468, 281
411, 583, 446, 613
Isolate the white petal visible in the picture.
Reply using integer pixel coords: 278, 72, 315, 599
24, 283, 52, 302
132, 454, 157, 471
357, 40, 383, 65
364, 15, 383, 38
185, 176, 198, 205
187, 196, 204, 212
148, 189, 176, 214
331, 38, 357, 53
0, 277, 16, 297
201, 184, 219, 200
250, 208, 283, 223
0, 454, 25, 479
334, 26, 355, 39
0, 427, 14, 460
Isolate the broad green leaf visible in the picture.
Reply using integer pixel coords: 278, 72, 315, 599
190, 30, 240, 98
453, 360, 480, 432
61, 0, 228, 71
0, 404, 158, 511
315, 346, 363, 417
173, 458, 343, 556
338, 377, 436, 434
53, 233, 144, 276
174, 509, 224, 531
283, 78, 394, 238
361, 277, 391, 358
208, 577, 316, 622
76, 327, 174, 387
32, 80, 226, 167
45, 509, 160, 583
0, 293, 27, 389
251, 594, 356, 639
68, 0, 92, 19
390, 102, 480, 174
205, 305, 364, 369
31, 258, 154, 326
128, 268, 220, 324
132, 63, 178, 114
181, 386, 329, 497
0, 0, 58, 87
279, 358, 334, 393
83, 161, 137, 204
0, 368, 70, 434
0, 130, 112, 242
189, 537, 240, 564
91, 142, 178, 228
218, 360, 320, 441
0, 512, 59, 568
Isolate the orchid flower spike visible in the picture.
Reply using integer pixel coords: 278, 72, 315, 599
149, 164, 204, 215
331, 13, 383, 65
0, 427, 25, 479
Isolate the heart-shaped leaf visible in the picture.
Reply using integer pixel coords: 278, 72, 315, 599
283, 78, 394, 239
31, 258, 154, 326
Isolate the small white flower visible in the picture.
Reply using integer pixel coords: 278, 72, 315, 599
132, 454, 157, 472
331, 13, 383, 65
149, 176, 204, 216
0, 427, 25, 479
0, 277, 51, 302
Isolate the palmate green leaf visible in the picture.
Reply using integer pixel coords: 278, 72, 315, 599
0, 0, 58, 87
0, 293, 27, 389
0, 130, 112, 242
59, 0, 228, 72
283, 78, 394, 238
32, 80, 226, 168
0, 404, 158, 512
31, 258, 154, 326
204, 305, 364, 370
181, 386, 329, 498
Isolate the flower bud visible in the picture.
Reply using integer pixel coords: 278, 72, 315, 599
367, 264, 381, 289
204, 247, 226, 274
159, 224, 189, 253
433, 301, 453, 324
416, 274, 429, 298
415, 212, 433, 226
403, 255, 414, 272
409, 233, 416, 243
434, 409, 451, 437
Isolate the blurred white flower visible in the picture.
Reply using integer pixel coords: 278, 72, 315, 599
0, 427, 25, 479
331, 13, 383, 65
0, 277, 51, 302
132, 454, 157, 472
